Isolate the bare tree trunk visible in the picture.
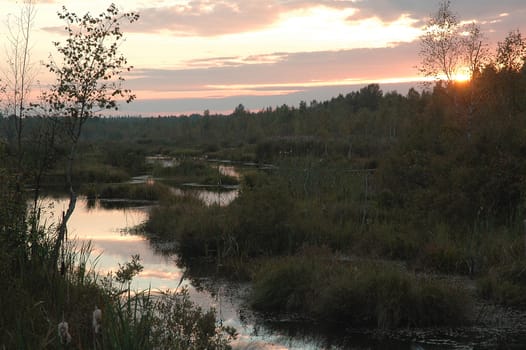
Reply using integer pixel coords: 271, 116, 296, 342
51, 119, 82, 269
2, 0, 37, 168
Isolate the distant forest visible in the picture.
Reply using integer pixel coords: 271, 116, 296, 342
3, 62, 525, 229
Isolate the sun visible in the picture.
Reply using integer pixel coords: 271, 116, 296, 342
452, 66, 472, 83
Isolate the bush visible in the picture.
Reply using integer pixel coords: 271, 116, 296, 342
251, 254, 473, 329
251, 256, 315, 313
150, 289, 236, 349
143, 195, 223, 256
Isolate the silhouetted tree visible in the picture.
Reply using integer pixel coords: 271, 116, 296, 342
43, 3, 139, 268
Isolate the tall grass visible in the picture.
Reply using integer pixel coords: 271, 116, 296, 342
0, 175, 235, 349
152, 159, 239, 186
0, 236, 237, 349
478, 259, 526, 308
91, 182, 171, 201
251, 250, 473, 329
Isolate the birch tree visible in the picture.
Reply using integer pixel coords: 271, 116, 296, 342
44, 3, 139, 268
419, 0, 488, 84
2, 0, 37, 166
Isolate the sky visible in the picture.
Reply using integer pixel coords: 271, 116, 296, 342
1, 0, 526, 116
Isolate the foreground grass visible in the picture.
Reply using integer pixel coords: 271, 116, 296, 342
0, 171, 236, 349
0, 241, 236, 349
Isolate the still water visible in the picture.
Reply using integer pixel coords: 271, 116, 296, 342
42, 194, 357, 349
42, 189, 521, 349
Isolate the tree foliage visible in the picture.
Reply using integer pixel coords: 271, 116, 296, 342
496, 29, 526, 73
44, 3, 138, 137
43, 3, 139, 268
419, 0, 489, 84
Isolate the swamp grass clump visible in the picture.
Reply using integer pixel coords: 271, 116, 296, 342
478, 260, 526, 308
251, 251, 473, 329
143, 194, 218, 245
152, 159, 239, 186
85, 182, 172, 202
95, 255, 236, 350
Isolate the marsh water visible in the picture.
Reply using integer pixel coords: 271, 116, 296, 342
41, 170, 526, 349
44, 195, 361, 349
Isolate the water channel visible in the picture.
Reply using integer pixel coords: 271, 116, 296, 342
41, 165, 526, 349
42, 174, 356, 349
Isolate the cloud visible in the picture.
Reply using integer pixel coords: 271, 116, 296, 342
117, 43, 421, 115
182, 53, 288, 68
131, 0, 363, 36
117, 81, 418, 116
131, 1, 281, 36
350, 0, 525, 21
349, 0, 429, 22
126, 42, 420, 93
40, 25, 65, 34
129, 0, 526, 37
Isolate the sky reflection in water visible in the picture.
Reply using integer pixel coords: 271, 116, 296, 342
44, 197, 184, 291
41, 196, 331, 349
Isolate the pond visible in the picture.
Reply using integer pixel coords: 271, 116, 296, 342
42, 195, 361, 349
41, 187, 526, 349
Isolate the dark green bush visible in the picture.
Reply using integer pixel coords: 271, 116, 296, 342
251, 254, 473, 329
144, 195, 223, 257
251, 256, 315, 313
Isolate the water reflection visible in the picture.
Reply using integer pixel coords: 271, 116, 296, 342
43, 197, 185, 291
218, 165, 241, 179
171, 187, 239, 207
128, 174, 239, 207
44, 196, 455, 349
42, 196, 336, 350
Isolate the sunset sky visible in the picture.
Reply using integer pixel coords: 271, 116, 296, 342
2, 0, 526, 115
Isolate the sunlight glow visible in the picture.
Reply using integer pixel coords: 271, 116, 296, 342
123, 6, 421, 71
207, 77, 423, 91
452, 66, 472, 82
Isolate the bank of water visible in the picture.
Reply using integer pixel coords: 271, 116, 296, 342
42, 189, 526, 349
42, 195, 358, 349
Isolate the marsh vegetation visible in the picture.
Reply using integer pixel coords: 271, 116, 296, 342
3, 1, 526, 349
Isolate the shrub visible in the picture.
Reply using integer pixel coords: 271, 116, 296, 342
74, 164, 130, 183
143, 195, 224, 258
251, 254, 473, 329
251, 256, 315, 313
